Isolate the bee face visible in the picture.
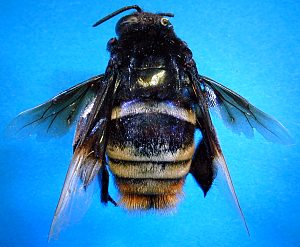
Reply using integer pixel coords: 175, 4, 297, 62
115, 12, 173, 37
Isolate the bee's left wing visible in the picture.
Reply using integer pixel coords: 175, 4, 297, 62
8, 75, 104, 138
200, 75, 293, 144
48, 72, 120, 240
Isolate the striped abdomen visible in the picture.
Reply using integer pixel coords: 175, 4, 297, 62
107, 100, 196, 210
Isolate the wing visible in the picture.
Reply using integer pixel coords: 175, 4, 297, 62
200, 75, 293, 144
188, 71, 250, 235
48, 72, 120, 240
8, 75, 104, 138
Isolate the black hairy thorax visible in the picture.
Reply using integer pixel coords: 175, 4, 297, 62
111, 31, 195, 105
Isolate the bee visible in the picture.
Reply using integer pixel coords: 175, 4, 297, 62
9, 5, 292, 239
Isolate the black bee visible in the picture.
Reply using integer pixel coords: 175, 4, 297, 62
9, 5, 292, 238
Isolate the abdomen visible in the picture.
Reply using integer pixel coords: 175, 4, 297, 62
106, 100, 196, 210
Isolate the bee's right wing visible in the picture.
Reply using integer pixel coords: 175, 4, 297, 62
8, 75, 104, 138
200, 75, 293, 144
188, 70, 250, 235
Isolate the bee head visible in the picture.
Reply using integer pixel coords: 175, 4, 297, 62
93, 5, 174, 38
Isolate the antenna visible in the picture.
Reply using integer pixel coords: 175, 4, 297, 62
93, 5, 142, 27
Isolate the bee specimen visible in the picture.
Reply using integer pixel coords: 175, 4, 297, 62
9, 5, 292, 238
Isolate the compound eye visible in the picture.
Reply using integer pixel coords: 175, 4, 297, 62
160, 18, 169, 26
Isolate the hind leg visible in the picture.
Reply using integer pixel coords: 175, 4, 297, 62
190, 137, 217, 197
99, 164, 118, 206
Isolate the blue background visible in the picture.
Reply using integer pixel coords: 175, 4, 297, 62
1, 1, 299, 246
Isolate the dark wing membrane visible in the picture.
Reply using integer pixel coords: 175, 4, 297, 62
8, 75, 104, 138
200, 75, 293, 144
188, 72, 250, 235
49, 72, 120, 239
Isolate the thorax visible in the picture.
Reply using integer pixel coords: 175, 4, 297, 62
114, 51, 194, 107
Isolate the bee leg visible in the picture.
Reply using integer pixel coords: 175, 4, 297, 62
99, 164, 118, 206
190, 137, 217, 197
